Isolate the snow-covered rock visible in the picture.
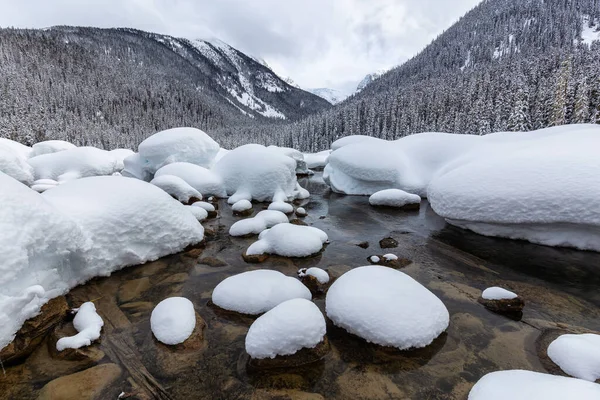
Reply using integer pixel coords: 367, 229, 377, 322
155, 162, 226, 198
121, 153, 153, 181
232, 199, 252, 213
547, 333, 600, 382
30, 140, 76, 157
468, 370, 600, 400
212, 270, 311, 315
303, 150, 331, 169
192, 201, 216, 213
368, 255, 381, 263
109, 148, 135, 170
295, 207, 307, 217
137, 127, 220, 173
43, 176, 204, 279
56, 302, 103, 351
298, 268, 329, 284
482, 287, 518, 300
151, 297, 196, 345
330, 135, 384, 151
150, 174, 203, 203
213, 144, 299, 202
185, 205, 208, 221
268, 201, 294, 214
326, 266, 449, 349
245, 298, 326, 359
246, 224, 328, 257
0, 145, 34, 185
383, 254, 398, 261
28, 147, 121, 182
369, 189, 421, 208
229, 210, 289, 236
267, 145, 311, 175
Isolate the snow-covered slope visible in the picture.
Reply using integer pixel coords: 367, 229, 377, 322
308, 88, 349, 105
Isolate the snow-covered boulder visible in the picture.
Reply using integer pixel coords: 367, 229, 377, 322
246, 224, 328, 258
303, 150, 331, 169
229, 210, 289, 236
30, 140, 76, 157
150, 174, 203, 203
547, 333, 600, 382
155, 162, 226, 198
151, 297, 196, 345
326, 266, 449, 349
245, 298, 326, 359
482, 287, 518, 300
232, 199, 253, 215
56, 302, 103, 351
298, 268, 329, 284
138, 127, 220, 173
0, 172, 89, 351
213, 144, 299, 202
268, 201, 294, 214
28, 147, 121, 182
0, 145, 34, 185
267, 145, 311, 175
43, 176, 204, 280
369, 189, 421, 209
185, 205, 208, 221
468, 370, 600, 400
109, 148, 135, 170
212, 270, 311, 315
121, 153, 153, 181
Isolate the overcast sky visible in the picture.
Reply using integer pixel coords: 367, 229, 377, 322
0, 0, 480, 93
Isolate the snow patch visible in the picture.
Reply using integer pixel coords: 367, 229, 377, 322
56, 302, 103, 351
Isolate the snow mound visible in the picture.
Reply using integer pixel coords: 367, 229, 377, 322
186, 205, 208, 221
28, 147, 121, 182
43, 176, 204, 279
304, 150, 331, 169
232, 199, 252, 213
138, 127, 220, 173
246, 224, 328, 257
31, 140, 76, 157
212, 270, 311, 315
298, 268, 329, 284
0, 145, 34, 185
369, 189, 421, 208
213, 144, 299, 202
547, 333, 600, 382
155, 162, 226, 198
482, 287, 518, 300
0, 172, 89, 350
268, 201, 294, 214
56, 302, 103, 351
326, 266, 449, 349
229, 210, 289, 236
0, 138, 32, 159
150, 174, 202, 203
468, 370, 600, 400
245, 298, 326, 359
151, 297, 196, 345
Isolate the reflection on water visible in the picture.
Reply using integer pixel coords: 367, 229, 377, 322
2, 173, 599, 399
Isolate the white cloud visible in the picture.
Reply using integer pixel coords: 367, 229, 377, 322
0, 0, 481, 92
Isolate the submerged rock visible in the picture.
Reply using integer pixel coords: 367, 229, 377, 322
379, 237, 398, 249
247, 338, 330, 370
356, 241, 370, 249
36, 363, 122, 400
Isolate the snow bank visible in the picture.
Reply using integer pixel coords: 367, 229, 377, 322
482, 287, 518, 300
56, 302, 103, 351
213, 144, 299, 202
369, 189, 421, 208
547, 333, 600, 382
229, 210, 289, 236
150, 174, 202, 203
151, 297, 196, 345
138, 127, 220, 173
298, 268, 329, 284
326, 266, 449, 349
30, 140, 76, 157
303, 150, 331, 169
468, 370, 600, 400
155, 162, 226, 198
28, 147, 121, 182
212, 270, 311, 315
43, 176, 204, 279
245, 298, 326, 359
246, 224, 328, 257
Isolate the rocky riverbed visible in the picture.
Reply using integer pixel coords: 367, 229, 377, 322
1, 173, 599, 399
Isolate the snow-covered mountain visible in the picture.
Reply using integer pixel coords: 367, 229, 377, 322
355, 69, 388, 92
308, 88, 348, 105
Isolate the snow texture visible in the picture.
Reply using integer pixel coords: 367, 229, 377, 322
150, 174, 202, 203
246, 224, 328, 257
30, 140, 76, 157
468, 370, 600, 400
138, 127, 220, 173
481, 287, 518, 300
212, 270, 311, 315
369, 189, 421, 208
155, 162, 226, 198
299, 267, 330, 284
56, 302, 104, 351
326, 266, 449, 349
232, 199, 252, 212
547, 333, 600, 382
245, 298, 326, 359
303, 150, 331, 169
151, 297, 196, 345
229, 210, 289, 236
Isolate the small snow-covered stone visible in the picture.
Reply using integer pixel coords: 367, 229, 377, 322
295, 207, 307, 217
56, 302, 103, 351
547, 333, 600, 382
229, 210, 288, 236
151, 174, 202, 203
326, 266, 449, 349
299, 268, 330, 284
478, 286, 524, 315
245, 298, 326, 359
246, 224, 328, 257
151, 297, 196, 345
369, 256, 381, 263
185, 205, 208, 221
232, 199, 252, 213
369, 189, 421, 209
482, 287, 518, 300
383, 254, 398, 261
268, 201, 294, 214
212, 270, 311, 315
192, 201, 215, 213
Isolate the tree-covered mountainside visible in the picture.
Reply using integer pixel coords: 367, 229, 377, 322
0, 26, 330, 148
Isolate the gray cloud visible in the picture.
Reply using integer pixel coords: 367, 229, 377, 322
0, 0, 481, 92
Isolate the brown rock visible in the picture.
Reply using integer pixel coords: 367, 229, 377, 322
48, 322, 105, 363
356, 241, 370, 249
243, 251, 269, 263
117, 277, 151, 303
297, 269, 329, 295
252, 389, 325, 400
295, 209, 307, 218
289, 218, 308, 226
400, 202, 420, 211
248, 338, 330, 370
478, 296, 525, 315
0, 296, 68, 365
379, 237, 398, 249
234, 208, 254, 217
36, 363, 122, 400
199, 256, 228, 268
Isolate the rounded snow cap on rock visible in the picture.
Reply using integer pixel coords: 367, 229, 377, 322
151, 297, 196, 345
212, 270, 311, 315
245, 298, 326, 359
246, 223, 328, 258
325, 266, 449, 349
547, 333, 600, 382
481, 287, 518, 300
